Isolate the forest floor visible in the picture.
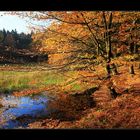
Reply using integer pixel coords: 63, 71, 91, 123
28, 59, 140, 129
0, 58, 140, 128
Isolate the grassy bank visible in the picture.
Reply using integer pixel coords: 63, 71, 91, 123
0, 57, 139, 95
0, 65, 97, 94
0, 70, 65, 93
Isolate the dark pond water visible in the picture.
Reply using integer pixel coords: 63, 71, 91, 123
0, 93, 52, 129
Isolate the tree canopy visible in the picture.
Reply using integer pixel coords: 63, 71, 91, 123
6, 11, 140, 69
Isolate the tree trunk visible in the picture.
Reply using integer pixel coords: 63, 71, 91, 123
129, 42, 134, 54
102, 12, 114, 78
111, 63, 118, 75
102, 12, 113, 63
97, 44, 100, 56
129, 20, 136, 54
108, 86, 119, 99
129, 64, 135, 74
106, 41, 112, 63
134, 45, 138, 54
138, 63, 140, 69
106, 62, 111, 78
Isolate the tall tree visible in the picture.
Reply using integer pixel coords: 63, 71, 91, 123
8, 11, 140, 69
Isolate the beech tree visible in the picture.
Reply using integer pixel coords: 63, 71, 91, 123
20, 12, 115, 67
8, 11, 140, 71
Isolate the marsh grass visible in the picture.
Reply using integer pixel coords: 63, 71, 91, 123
0, 62, 101, 95
0, 71, 56, 92
0, 68, 92, 94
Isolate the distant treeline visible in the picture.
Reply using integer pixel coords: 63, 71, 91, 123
0, 29, 32, 50
0, 29, 48, 64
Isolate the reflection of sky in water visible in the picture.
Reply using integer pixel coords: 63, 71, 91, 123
0, 94, 49, 128
4, 98, 47, 117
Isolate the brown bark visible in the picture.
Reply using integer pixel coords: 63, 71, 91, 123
129, 64, 135, 74
111, 63, 118, 75
102, 12, 113, 63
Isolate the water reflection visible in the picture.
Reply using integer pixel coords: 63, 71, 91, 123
0, 94, 50, 128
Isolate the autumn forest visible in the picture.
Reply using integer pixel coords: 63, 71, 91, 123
0, 11, 140, 129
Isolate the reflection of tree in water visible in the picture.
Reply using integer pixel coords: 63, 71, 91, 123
0, 95, 20, 108
0, 94, 49, 128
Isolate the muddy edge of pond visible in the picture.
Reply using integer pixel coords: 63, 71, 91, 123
46, 87, 97, 122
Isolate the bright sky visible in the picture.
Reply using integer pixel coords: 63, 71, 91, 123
0, 12, 50, 34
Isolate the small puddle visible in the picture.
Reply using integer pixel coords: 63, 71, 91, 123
0, 93, 52, 129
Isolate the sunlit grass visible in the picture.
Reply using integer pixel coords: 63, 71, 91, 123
0, 71, 35, 92
2, 58, 138, 94
71, 84, 82, 91
0, 69, 80, 93
0, 65, 98, 94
